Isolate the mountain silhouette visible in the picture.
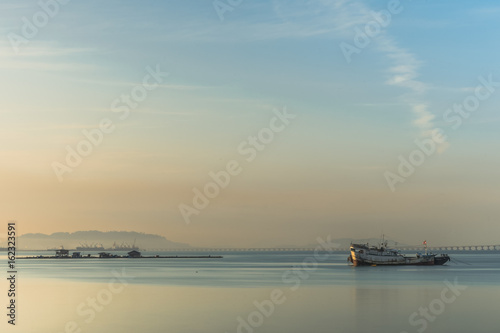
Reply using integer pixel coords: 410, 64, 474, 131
18, 230, 190, 250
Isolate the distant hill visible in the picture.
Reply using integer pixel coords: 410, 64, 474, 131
16, 231, 190, 250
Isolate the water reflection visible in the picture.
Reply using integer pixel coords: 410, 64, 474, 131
4, 279, 498, 333
2, 253, 500, 332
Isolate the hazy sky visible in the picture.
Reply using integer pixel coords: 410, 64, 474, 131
1, 0, 500, 247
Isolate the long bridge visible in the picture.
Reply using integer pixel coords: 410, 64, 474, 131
146, 245, 500, 252
396, 245, 500, 251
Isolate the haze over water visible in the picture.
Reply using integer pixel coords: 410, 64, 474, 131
2, 251, 499, 333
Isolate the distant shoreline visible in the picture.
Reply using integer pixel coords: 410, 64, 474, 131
3, 248, 500, 254
18, 255, 223, 259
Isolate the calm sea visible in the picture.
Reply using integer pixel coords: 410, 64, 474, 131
2, 251, 499, 333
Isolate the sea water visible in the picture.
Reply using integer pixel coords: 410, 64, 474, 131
1, 251, 499, 333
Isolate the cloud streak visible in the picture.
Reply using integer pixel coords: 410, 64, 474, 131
377, 37, 438, 140
0, 41, 97, 71
329, 0, 443, 148
269, 0, 440, 143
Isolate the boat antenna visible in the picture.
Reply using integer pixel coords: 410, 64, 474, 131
381, 234, 387, 249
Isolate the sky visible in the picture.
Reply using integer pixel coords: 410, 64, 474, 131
1, 0, 500, 248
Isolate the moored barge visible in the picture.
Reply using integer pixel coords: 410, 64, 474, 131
348, 241, 450, 266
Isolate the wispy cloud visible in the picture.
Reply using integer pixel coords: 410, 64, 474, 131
0, 41, 97, 71
206, 0, 443, 145
147, 0, 373, 42
375, 37, 437, 140
63, 76, 208, 91
305, 0, 444, 149
469, 6, 500, 17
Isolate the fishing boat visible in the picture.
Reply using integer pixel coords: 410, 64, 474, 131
347, 239, 450, 266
